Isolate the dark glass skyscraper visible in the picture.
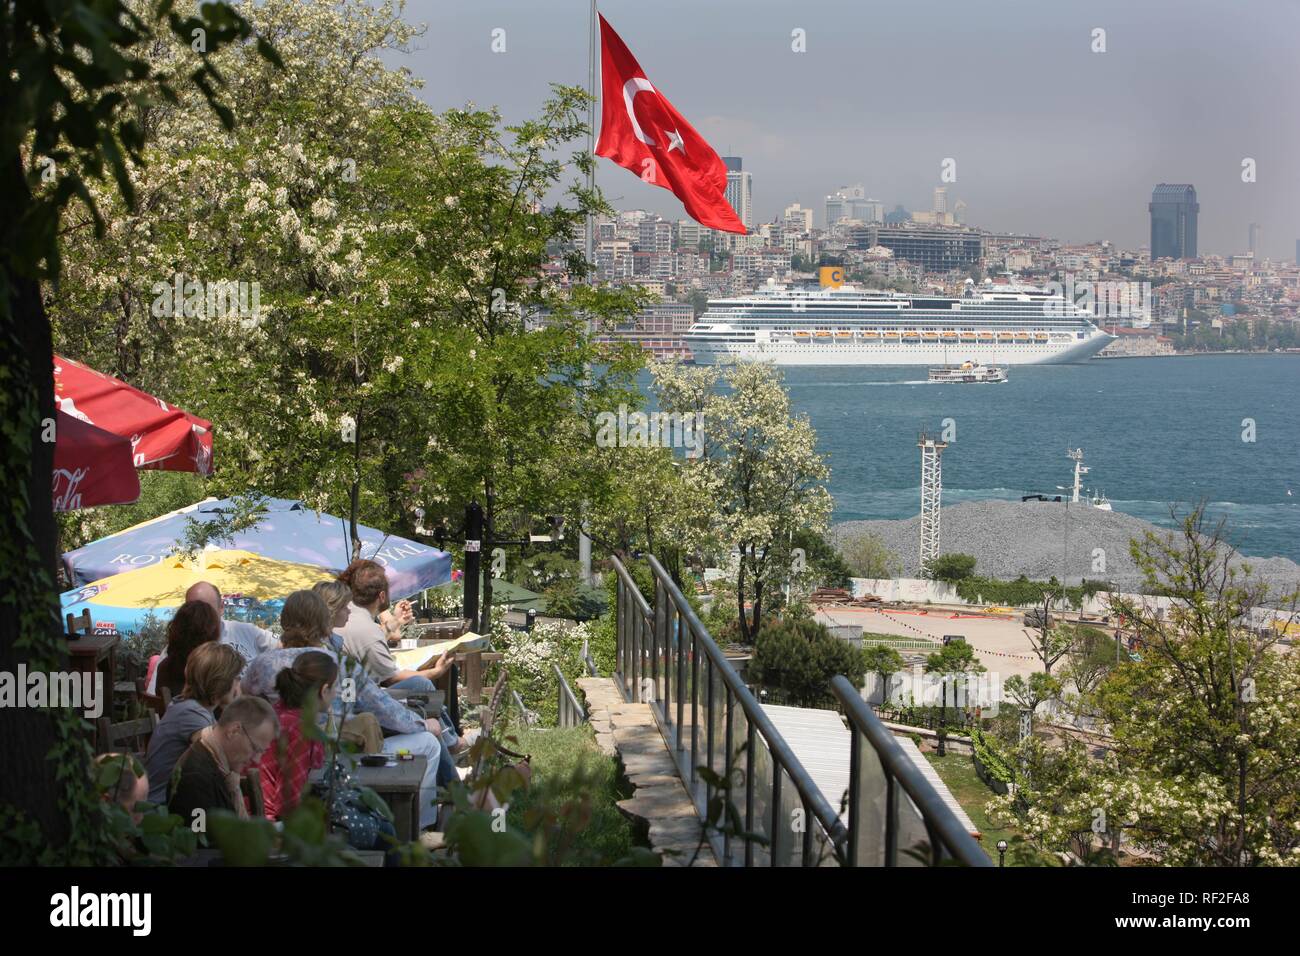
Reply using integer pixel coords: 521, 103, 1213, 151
1149, 184, 1199, 259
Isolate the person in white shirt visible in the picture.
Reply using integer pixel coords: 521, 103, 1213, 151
146, 580, 280, 695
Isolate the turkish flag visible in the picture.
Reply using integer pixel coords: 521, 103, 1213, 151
595, 14, 746, 234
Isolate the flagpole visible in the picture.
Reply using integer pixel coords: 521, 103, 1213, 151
578, 0, 596, 585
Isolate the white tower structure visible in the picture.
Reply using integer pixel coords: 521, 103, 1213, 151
1067, 448, 1089, 503
918, 432, 948, 575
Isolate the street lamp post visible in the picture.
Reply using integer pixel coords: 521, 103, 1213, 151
996, 839, 1008, 867
937, 676, 947, 757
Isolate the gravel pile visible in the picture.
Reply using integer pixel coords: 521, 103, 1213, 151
831, 499, 1300, 595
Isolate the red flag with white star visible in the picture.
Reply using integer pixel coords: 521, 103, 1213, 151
594, 14, 746, 234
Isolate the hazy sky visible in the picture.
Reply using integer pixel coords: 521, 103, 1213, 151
397, 0, 1300, 258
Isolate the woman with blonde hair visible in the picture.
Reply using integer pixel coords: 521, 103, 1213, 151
243, 588, 446, 832
144, 642, 244, 803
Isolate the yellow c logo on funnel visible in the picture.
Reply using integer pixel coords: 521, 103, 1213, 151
819, 266, 845, 288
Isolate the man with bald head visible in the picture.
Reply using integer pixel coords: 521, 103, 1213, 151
146, 580, 280, 694
184, 581, 280, 662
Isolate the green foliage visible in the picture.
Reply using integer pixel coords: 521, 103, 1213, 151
862, 643, 905, 687
505, 725, 643, 866
1, 0, 278, 864
955, 575, 1088, 608
491, 620, 590, 728
174, 492, 268, 559
969, 726, 1014, 785
923, 640, 985, 676
542, 579, 606, 622
786, 527, 854, 590
837, 529, 900, 580
583, 613, 617, 677
1003, 672, 1062, 715
651, 361, 833, 643
927, 552, 977, 583
57, 470, 209, 554
747, 616, 865, 707
115, 611, 168, 683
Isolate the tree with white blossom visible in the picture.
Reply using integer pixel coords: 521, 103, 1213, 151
651, 361, 832, 643
988, 506, 1300, 866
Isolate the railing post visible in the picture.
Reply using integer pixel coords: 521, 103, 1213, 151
706, 656, 715, 800
770, 759, 783, 867
802, 795, 816, 867
724, 690, 734, 866
655, 572, 665, 707
744, 719, 756, 867
675, 608, 686, 750
847, 722, 861, 867
689, 629, 699, 786
885, 769, 899, 867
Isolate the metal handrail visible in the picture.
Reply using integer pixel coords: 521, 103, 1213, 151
832, 676, 993, 867
579, 638, 598, 677
510, 688, 534, 727
613, 554, 849, 865
555, 664, 586, 728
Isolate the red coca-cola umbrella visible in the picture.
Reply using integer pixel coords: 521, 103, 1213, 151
51, 411, 141, 511
53, 355, 213, 475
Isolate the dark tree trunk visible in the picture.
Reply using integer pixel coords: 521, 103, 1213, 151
479, 483, 494, 633
736, 548, 750, 643
0, 265, 74, 851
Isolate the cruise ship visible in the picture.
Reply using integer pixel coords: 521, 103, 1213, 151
684, 280, 1115, 366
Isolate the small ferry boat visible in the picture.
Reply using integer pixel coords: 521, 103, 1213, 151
928, 361, 1008, 384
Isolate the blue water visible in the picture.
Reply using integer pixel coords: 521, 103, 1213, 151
640, 355, 1300, 562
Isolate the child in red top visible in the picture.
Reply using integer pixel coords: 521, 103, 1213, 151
258, 651, 337, 820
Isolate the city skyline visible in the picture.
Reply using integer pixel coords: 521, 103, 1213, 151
399, 0, 1300, 258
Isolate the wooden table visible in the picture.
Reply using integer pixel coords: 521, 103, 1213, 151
312, 755, 428, 843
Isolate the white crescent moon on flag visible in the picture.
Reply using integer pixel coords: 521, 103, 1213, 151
622, 77, 658, 147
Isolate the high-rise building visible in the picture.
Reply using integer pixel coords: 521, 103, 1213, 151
932, 186, 947, 215
1295, 239, 1300, 265
1149, 184, 1199, 260
722, 157, 752, 230
1248, 223, 1262, 262
675, 219, 702, 249
782, 203, 813, 234
845, 224, 984, 271
637, 217, 672, 253
825, 184, 874, 227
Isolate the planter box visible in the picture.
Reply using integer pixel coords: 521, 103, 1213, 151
973, 750, 1011, 795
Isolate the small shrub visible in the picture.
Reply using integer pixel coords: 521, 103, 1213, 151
748, 616, 866, 707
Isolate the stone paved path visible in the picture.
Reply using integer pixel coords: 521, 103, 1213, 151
579, 676, 716, 867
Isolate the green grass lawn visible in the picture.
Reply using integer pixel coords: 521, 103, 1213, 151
922, 751, 1059, 867
502, 724, 645, 866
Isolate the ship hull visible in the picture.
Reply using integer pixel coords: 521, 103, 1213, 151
687, 331, 1113, 366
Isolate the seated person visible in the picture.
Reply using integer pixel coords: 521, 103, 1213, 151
168, 695, 278, 823
248, 588, 446, 831
318, 576, 465, 786
336, 559, 449, 691
95, 752, 149, 824
145, 580, 280, 694
144, 642, 244, 803
258, 651, 337, 820
154, 599, 221, 700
